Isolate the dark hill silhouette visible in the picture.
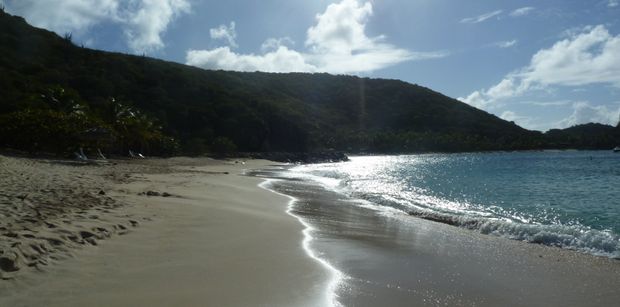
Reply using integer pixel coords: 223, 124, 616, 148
546, 123, 620, 150
0, 10, 618, 155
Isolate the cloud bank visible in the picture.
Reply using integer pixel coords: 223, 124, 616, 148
459, 25, 620, 109
186, 0, 446, 74
186, 46, 316, 73
0, 0, 190, 53
556, 102, 620, 128
499, 102, 620, 131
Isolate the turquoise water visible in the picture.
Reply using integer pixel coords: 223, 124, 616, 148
291, 151, 620, 258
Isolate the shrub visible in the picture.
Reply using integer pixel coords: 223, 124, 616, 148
0, 109, 103, 153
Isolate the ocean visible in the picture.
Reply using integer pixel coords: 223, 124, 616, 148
287, 150, 620, 258
253, 150, 620, 306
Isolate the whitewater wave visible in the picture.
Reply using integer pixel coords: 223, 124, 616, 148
287, 164, 620, 259
406, 208, 620, 259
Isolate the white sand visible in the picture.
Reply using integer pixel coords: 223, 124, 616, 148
0, 158, 331, 307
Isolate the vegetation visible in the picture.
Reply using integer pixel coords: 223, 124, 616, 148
0, 84, 176, 155
0, 11, 618, 157
545, 123, 620, 150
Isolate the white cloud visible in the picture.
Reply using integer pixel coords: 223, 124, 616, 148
459, 77, 530, 109
123, 0, 190, 53
609, 0, 619, 8
186, 46, 317, 73
501, 102, 620, 131
306, 0, 374, 53
521, 100, 570, 107
186, 0, 445, 74
1, 0, 119, 34
261, 37, 295, 52
555, 102, 620, 128
496, 40, 517, 48
1, 0, 190, 53
500, 111, 519, 121
520, 25, 620, 87
509, 7, 535, 17
210, 22, 237, 48
500, 110, 534, 127
460, 10, 503, 24
460, 25, 620, 109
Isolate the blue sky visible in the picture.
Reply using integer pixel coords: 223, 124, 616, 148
2, 0, 620, 131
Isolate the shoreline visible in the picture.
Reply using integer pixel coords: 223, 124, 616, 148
2, 155, 619, 306
287, 152, 620, 260
256, 166, 620, 306
258, 179, 344, 307
0, 157, 333, 306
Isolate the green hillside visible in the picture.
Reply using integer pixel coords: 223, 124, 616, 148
0, 10, 616, 156
545, 123, 620, 150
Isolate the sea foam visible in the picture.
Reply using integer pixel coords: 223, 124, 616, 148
288, 152, 620, 259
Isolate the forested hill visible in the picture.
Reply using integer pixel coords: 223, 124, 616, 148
0, 10, 616, 156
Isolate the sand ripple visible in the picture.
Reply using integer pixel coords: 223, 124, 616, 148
0, 155, 164, 280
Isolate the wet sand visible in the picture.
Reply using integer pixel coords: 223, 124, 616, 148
0, 157, 331, 307
262, 171, 620, 306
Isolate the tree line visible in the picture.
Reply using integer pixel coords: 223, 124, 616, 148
0, 10, 618, 157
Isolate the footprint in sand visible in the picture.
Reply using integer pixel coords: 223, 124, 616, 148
0, 256, 19, 273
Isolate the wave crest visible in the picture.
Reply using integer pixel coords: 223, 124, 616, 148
408, 209, 620, 258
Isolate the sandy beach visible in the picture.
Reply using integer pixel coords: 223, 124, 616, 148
0, 156, 331, 306
1, 155, 619, 306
